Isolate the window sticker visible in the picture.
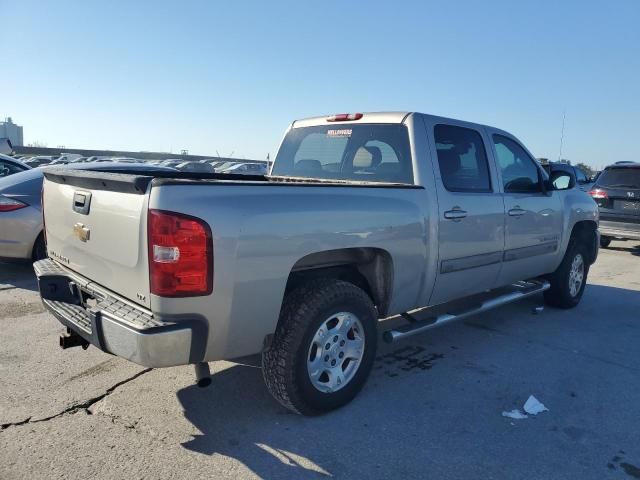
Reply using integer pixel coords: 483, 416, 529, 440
327, 129, 352, 138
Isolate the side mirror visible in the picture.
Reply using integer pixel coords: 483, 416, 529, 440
548, 171, 575, 191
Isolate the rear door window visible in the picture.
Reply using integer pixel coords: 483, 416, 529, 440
434, 124, 492, 192
272, 124, 413, 184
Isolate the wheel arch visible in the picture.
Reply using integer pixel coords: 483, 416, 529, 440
284, 247, 394, 318
569, 220, 598, 265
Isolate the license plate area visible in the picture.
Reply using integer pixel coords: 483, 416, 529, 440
615, 200, 640, 211
69, 281, 104, 309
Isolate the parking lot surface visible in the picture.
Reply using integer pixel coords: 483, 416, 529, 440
1, 242, 640, 480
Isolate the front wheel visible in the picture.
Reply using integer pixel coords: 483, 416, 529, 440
262, 279, 378, 415
544, 240, 589, 309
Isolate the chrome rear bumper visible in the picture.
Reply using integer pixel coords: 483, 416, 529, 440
34, 258, 207, 367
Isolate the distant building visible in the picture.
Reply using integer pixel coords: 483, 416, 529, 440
0, 117, 24, 147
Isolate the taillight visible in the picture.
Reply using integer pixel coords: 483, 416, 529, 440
0, 194, 28, 212
588, 188, 608, 199
148, 209, 213, 297
326, 113, 363, 122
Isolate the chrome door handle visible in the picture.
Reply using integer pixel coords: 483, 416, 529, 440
508, 207, 526, 217
444, 209, 468, 220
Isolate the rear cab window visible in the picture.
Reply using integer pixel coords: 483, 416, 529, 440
271, 124, 414, 184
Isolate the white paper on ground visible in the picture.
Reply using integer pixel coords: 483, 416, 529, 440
523, 395, 549, 415
501, 409, 528, 420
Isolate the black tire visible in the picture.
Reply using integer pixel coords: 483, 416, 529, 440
544, 239, 589, 309
600, 237, 612, 248
31, 233, 47, 261
262, 279, 378, 415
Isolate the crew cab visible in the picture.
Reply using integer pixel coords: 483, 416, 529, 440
35, 112, 599, 414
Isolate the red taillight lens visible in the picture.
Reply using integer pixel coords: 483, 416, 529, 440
0, 194, 28, 212
588, 188, 608, 199
148, 209, 213, 297
326, 113, 363, 122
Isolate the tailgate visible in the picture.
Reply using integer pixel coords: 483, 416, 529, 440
42, 170, 152, 308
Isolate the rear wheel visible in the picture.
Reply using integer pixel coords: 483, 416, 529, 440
544, 240, 589, 309
262, 279, 377, 415
600, 236, 612, 248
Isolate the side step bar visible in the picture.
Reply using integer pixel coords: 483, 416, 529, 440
383, 279, 550, 344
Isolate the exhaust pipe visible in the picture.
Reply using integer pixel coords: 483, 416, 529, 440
59, 328, 89, 350
194, 362, 212, 388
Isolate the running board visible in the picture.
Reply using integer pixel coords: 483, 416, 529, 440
383, 279, 550, 344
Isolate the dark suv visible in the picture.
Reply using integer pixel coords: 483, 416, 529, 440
589, 163, 640, 247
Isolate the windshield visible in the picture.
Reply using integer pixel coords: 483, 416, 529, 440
596, 167, 640, 188
271, 124, 413, 184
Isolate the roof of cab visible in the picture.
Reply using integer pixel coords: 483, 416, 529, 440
291, 111, 508, 135
292, 112, 411, 128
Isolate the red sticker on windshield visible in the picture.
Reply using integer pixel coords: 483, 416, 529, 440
327, 129, 352, 137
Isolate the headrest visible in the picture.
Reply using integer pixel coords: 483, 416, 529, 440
295, 159, 322, 171
353, 146, 383, 168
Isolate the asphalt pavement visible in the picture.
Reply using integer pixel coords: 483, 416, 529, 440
1, 242, 640, 479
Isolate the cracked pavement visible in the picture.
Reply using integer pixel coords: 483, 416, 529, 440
1, 242, 640, 479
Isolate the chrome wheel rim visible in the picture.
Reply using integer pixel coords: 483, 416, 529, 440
307, 312, 365, 393
568, 253, 584, 297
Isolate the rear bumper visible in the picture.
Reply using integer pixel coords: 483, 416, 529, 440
34, 258, 207, 367
599, 220, 640, 241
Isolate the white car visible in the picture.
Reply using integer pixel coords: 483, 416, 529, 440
223, 163, 268, 175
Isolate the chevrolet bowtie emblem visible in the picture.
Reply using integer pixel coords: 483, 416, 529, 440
73, 223, 91, 242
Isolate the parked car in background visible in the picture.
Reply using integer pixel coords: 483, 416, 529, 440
214, 161, 240, 172
0, 163, 177, 261
174, 161, 216, 173
223, 162, 268, 175
206, 161, 228, 169
159, 159, 186, 168
110, 157, 141, 163
91, 157, 118, 162
543, 162, 594, 191
24, 156, 55, 167
36, 111, 599, 415
0, 154, 31, 178
85, 156, 113, 162
589, 162, 640, 247
57, 154, 84, 163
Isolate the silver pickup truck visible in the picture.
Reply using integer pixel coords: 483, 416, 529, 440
35, 112, 599, 415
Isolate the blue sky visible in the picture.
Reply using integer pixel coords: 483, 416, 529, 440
2, 0, 639, 168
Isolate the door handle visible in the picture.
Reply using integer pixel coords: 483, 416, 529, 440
444, 209, 468, 220
508, 207, 526, 217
